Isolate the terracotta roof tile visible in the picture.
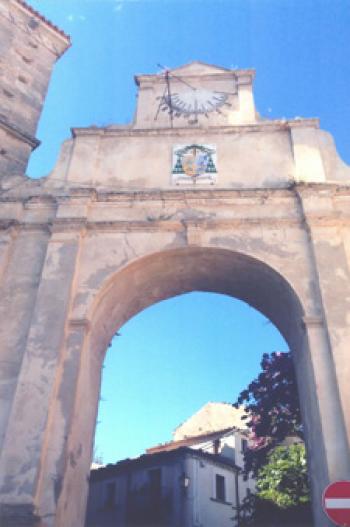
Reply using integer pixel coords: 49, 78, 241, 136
146, 427, 238, 454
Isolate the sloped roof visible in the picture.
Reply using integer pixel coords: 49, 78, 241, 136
147, 427, 240, 455
168, 60, 234, 75
90, 446, 239, 482
173, 402, 248, 440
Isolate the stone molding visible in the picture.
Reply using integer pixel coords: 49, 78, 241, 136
0, 117, 40, 150
71, 117, 320, 139
135, 66, 256, 85
302, 316, 324, 328
2, 183, 349, 205
3, 215, 350, 234
50, 217, 87, 233
1, 185, 349, 234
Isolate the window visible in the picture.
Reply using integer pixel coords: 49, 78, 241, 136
104, 481, 116, 509
148, 468, 162, 501
241, 438, 248, 453
215, 474, 226, 502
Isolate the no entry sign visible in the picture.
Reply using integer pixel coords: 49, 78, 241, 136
323, 481, 350, 526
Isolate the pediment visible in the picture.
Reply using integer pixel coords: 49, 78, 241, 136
168, 61, 232, 77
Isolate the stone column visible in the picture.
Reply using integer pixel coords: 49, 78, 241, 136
297, 317, 350, 527
34, 319, 92, 527
0, 223, 82, 526
294, 187, 350, 526
54, 326, 103, 527
0, 226, 50, 453
296, 187, 350, 445
309, 226, 350, 443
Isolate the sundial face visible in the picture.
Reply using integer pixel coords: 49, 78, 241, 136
155, 74, 235, 125
163, 89, 230, 121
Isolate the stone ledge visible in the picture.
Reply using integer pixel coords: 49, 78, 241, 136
71, 117, 320, 138
2, 214, 350, 233
2, 183, 349, 205
0, 117, 40, 150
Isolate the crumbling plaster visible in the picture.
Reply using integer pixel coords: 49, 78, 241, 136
1, 179, 350, 527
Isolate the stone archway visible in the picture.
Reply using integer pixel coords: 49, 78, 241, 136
23, 245, 346, 527
1, 9, 350, 523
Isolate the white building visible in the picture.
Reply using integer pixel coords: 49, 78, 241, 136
86, 403, 254, 527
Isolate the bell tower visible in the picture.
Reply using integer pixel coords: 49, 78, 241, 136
0, 0, 70, 184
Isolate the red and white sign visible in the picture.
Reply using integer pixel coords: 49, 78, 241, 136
323, 481, 350, 526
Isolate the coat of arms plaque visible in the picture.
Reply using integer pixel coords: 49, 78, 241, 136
172, 144, 217, 185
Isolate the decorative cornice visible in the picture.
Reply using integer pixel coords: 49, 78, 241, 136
50, 218, 87, 233
0, 186, 294, 204
2, 183, 347, 204
24, 195, 57, 209
0, 117, 40, 149
71, 118, 320, 139
2, 212, 350, 234
94, 187, 295, 202
84, 217, 304, 233
86, 220, 183, 232
134, 64, 255, 86
22, 222, 51, 233
293, 182, 350, 196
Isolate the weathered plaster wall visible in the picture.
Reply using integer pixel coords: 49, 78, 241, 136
1, 182, 347, 527
49, 119, 350, 191
52, 126, 295, 189
0, 181, 350, 527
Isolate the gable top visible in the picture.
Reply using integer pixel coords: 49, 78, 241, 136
135, 61, 255, 85
147, 426, 244, 455
173, 402, 248, 441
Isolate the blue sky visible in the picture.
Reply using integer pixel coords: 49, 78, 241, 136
26, 0, 350, 463
96, 293, 287, 462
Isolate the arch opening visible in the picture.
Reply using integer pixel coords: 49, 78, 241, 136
58, 246, 327, 527
94, 291, 290, 464
90, 247, 305, 364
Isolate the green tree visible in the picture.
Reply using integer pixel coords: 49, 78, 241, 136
234, 352, 312, 526
257, 444, 310, 508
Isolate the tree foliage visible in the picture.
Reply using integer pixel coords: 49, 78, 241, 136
257, 444, 310, 508
234, 351, 303, 475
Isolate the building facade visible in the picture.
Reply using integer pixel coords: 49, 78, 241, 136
0, 3, 350, 527
86, 448, 242, 527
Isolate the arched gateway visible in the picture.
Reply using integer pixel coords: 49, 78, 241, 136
1, 3, 350, 526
